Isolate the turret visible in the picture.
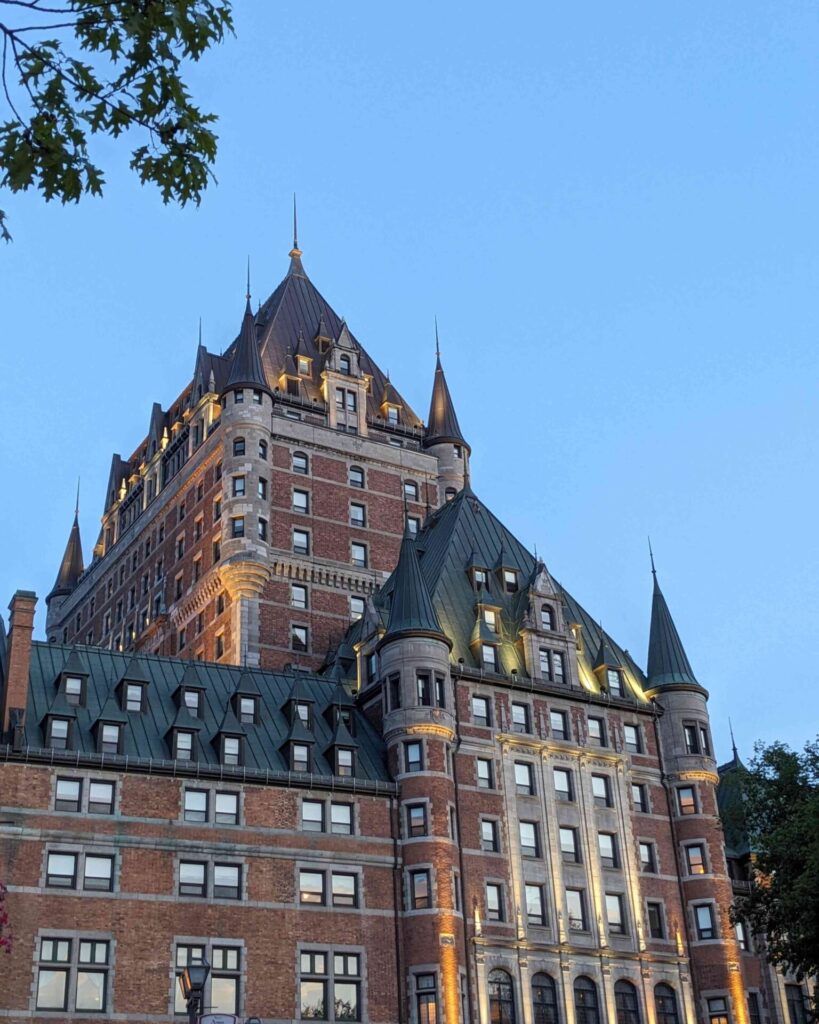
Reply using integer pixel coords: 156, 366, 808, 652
423, 336, 470, 506
377, 522, 462, 1023
46, 502, 84, 642
217, 290, 274, 667
645, 556, 746, 1024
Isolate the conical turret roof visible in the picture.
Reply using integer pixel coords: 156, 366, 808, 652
379, 524, 450, 648
646, 573, 699, 689
424, 353, 469, 452
48, 512, 84, 601
225, 298, 271, 394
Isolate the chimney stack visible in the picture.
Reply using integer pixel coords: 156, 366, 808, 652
2, 591, 36, 736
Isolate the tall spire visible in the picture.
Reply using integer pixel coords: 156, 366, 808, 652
423, 328, 470, 452
646, 565, 699, 689
379, 525, 450, 648
47, 501, 85, 603
246, 255, 251, 303
288, 193, 305, 276
729, 718, 738, 761
224, 283, 270, 395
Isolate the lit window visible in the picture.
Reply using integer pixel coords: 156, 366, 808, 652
677, 786, 697, 815
686, 844, 706, 875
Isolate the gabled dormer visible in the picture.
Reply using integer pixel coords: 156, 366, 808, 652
92, 695, 128, 754
471, 596, 503, 643
166, 702, 204, 761
173, 662, 206, 718
213, 704, 246, 766
146, 402, 167, 459
494, 542, 519, 594
115, 657, 150, 714
323, 321, 361, 378
278, 346, 302, 398
41, 686, 78, 750
314, 312, 333, 355
379, 376, 402, 426
293, 331, 314, 380
323, 682, 357, 736
324, 718, 358, 778
54, 650, 89, 708
593, 632, 625, 697
285, 675, 315, 730
279, 716, 314, 772
231, 669, 261, 726
521, 560, 564, 635
465, 550, 490, 591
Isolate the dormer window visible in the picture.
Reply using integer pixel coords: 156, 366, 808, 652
445, 488, 457, 501
503, 570, 518, 594
386, 405, 398, 425
183, 690, 201, 717
541, 606, 554, 631
295, 701, 311, 728
473, 568, 488, 588
483, 609, 498, 633
100, 724, 121, 755
291, 743, 310, 772
286, 378, 299, 397
607, 670, 623, 697
125, 684, 144, 713
238, 697, 257, 725
174, 729, 194, 760
297, 356, 311, 377
48, 717, 70, 749
336, 748, 354, 777
64, 676, 84, 707
221, 736, 242, 766
481, 644, 499, 672
339, 354, 351, 375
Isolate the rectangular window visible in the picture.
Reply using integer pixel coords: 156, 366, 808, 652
302, 800, 324, 832
748, 993, 761, 1024
125, 683, 143, 712
526, 883, 547, 926
230, 516, 245, 538
554, 767, 573, 801
331, 803, 353, 835
179, 860, 207, 897
640, 841, 657, 872
83, 855, 114, 891
481, 643, 498, 671
607, 669, 623, 696
291, 743, 310, 772
483, 607, 498, 632
684, 723, 700, 754
221, 736, 241, 766
351, 542, 368, 567
55, 778, 81, 812
416, 672, 432, 707
331, 872, 357, 907
632, 783, 648, 812
47, 852, 77, 888
405, 741, 423, 773
184, 789, 208, 822
293, 489, 309, 514
598, 832, 619, 868
735, 920, 749, 951
210, 946, 241, 1015
477, 757, 493, 789
300, 870, 326, 905
350, 502, 366, 527
550, 709, 568, 740
174, 730, 194, 760
291, 583, 308, 609
238, 696, 256, 724
511, 702, 531, 733
37, 937, 110, 1013
624, 724, 642, 753
566, 888, 587, 931
481, 819, 499, 853
588, 716, 606, 746
291, 625, 308, 651
410, 869, 431, 910
407, 804, 428, 838
472, 695, 491, 726
700, 725, 712, 757
486, 882, 504, 921
606, 893, 626, 934
350, 596, 365, 621
519, 821, 539, 857
515, 761, 534, 795
708, 997, 730, 1024
686, 844, 707, 875
64, 676, 83, 706
647, 901, 665, 939
215, 792, 239, 825
503, 569, 518, 593
87, 780, 114, 815
293, 529, 310, 555
678, 786, 697, 815
592, 774, 612, 807
560, 827, 580, 863
695, 903, 717, 940
213, 863, 241, 899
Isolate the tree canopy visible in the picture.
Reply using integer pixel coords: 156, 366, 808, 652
0, 0, 233, 241
733, 737, 819, 1014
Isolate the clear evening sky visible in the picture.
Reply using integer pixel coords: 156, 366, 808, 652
1, 2, 816, 762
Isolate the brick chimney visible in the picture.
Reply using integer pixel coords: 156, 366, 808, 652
2, 591, 36, 735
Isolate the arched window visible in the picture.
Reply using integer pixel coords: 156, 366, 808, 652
404, 480, 418, 501
233, 437, 245, 457
574, 977, 600, 1024
541, 605, 554, 630
339, 354, 351, 375
488, 969, 516, 1024
655, 985, 680, 1024
532, 973, 559, 1024
615, 981, 642, 1024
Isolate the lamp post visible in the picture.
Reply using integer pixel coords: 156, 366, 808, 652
179, 959, 210, 1024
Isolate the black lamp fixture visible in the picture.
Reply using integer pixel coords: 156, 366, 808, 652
180, 959, 210, 1024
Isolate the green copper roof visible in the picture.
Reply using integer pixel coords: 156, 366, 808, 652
381, 525, 449, 647
717, 755, 750, 859
48, 512, 84, 601
225, 298, 270, 394
646, 574, 699, 688
424, 354, 469, 451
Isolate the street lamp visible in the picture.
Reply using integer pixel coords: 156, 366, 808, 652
179, 959, 210, 1024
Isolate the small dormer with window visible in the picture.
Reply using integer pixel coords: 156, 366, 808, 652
465, 550, 490, 592
379, 376, 402, 426
325, 719, 359, 778
173, 663, 206, 718
93, 696, 128, 755
54, 650, 89, 708
213, 704, 246, 766
41, 686, 77, 748
593, 633, 626, 697
285, 676, 316, 730
323, 682, 357, 736
231, 669, 261, 726
314, 313, 333, 355
322, 322, 367, 435
280, 716, 314, 772
166, 703, 203, 760
115, 657, 150, 715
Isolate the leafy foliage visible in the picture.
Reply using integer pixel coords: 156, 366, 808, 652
0, 882, 11, 953
733, 738, 819, 1015
0, 0, 234, 240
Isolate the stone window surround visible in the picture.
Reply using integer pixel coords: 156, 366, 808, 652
30, 927, 116, 1016
49, 770, 121, 816
178, 781, 244, 826
296, 942, 367, 1024
298, 794, 358, 836
173, 854, 247, 902
168, 935, 245, 1018
296, 861, 364, 910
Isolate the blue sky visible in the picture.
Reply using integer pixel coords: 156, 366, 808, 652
1, 2, 816, 760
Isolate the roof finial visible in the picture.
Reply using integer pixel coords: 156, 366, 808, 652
198, 317, 203, 347
729, 717, 738, 760
293, 192, 298, 250
289, 194, 303, 261
434, 316, 440, 359
648, 536, 657, 578
75, 477, 80, 519
246, 256, 251, 302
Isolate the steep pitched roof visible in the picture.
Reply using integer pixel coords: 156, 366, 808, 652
48, 512, 84, 601
717, 756, 750, 859
380, 525, 449, 647
646, 573, 699, 689
424, 353, 469, 451
225, 299, 270, 394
